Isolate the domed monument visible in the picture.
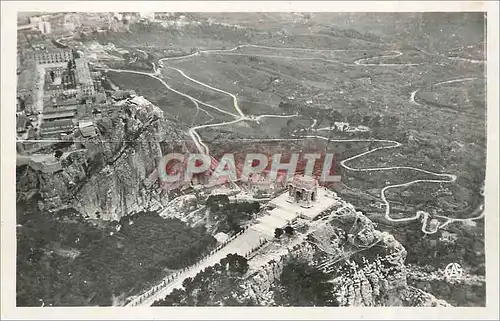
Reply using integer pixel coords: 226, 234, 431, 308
287, 174, 318, 208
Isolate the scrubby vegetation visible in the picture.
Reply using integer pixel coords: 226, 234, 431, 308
206, 195, 260, 234
374, 219, 486, 306
16, 198, 216, 306
274, 260, 338, 306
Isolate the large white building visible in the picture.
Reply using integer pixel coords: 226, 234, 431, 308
37, 21, 51, 34
250, 175, 339, 238
24, 48, 73, 65
75, 58, 95, 96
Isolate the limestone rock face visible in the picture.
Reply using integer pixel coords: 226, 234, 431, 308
241, 242, 316, 305
238, 212, 449, 307
17, 100, 187, 220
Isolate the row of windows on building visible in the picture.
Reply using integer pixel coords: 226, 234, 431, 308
24, 49, 73, 65
44, 84, 95, 97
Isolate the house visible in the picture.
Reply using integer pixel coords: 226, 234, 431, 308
42, 110, 76, 121
347, 125, 370, 133
95, 92, 107, 104
78, 120, 97, 138
440, 231, 458, 243
75, 58, 96, 96
40, 119, 75, 136
333, 122, 349, 132
111, 90, 133, 101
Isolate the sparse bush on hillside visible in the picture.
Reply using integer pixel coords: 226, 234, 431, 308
274, 260, 337, 306
209, 199, 260, 234
16, 202, 216, 306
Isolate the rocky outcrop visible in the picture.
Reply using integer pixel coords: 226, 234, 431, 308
241, 242, 316, 306
17, 98, 188, 220
237, 211, 449, 307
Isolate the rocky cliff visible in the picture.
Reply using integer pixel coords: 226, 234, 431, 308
238, 211, 450, 307
16, 97, 189, 220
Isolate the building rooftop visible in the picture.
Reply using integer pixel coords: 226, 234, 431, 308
42, 111, 75, 120
43, 105, 78, 114
23, 48, 73, 59
44, 96, 79, 109
130, 95, 153, 107
40, 119, 74, 129
74, 58, 94, 86
79, 125, 97, 138
290, 174, 318, 190
269, 187, 338, 220
78, 120, 93, 128
111, 90, 136, 100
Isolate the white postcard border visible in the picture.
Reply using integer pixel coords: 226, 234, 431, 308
1, 1, 498, 320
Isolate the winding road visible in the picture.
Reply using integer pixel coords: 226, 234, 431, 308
353, 50, 420, 67
103, 44, 484, 234
299, 134, 482, 234
161, 44, 423, 68
410, 77, 481, 106
98, 43, 487, 307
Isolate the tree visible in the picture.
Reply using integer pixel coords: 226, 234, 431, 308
275, 260, 337, 306
156, 253, 251, 306
222, 253, 249, 275
284, 226, 294, 236
153, 288, 187, 306
206, 194, 230, 211
54, 150, 63, 159
210, 200, 259, 234
331, 110, 344, 122
182, 277, 194, 292
279, 101, 298, 113
315, 114, 325, 129
280, 126, 290, 138
274, 228, 284, 238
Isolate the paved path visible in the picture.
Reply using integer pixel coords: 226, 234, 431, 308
130, 228, 266, 307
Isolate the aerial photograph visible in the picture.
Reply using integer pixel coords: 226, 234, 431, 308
15, 11, 486, 307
